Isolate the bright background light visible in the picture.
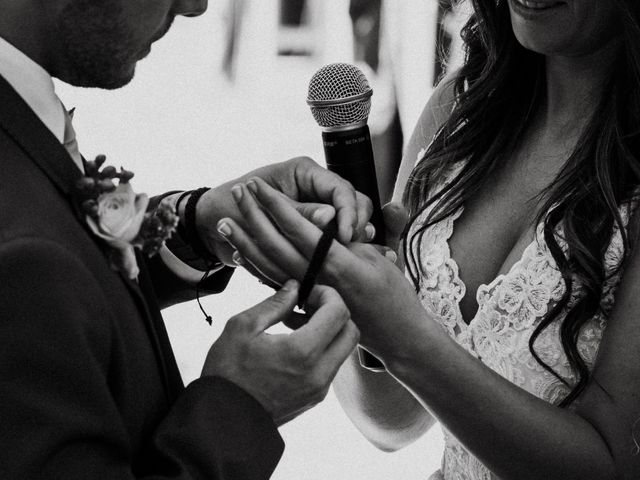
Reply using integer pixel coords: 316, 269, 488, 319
55, 2, 455, 478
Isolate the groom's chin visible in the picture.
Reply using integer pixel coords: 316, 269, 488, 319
60, 62, 138, 90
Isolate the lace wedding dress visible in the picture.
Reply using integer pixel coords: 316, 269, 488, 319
407, 150, 633, 480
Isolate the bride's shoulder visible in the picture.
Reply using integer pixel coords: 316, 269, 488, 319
392, 71, 459, 202
411, 72, 458, 152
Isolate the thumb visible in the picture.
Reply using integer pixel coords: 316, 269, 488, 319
382, 201, 409, 250
242, 279, 300, 332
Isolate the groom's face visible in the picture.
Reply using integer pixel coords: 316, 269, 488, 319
54, 0, 207, 89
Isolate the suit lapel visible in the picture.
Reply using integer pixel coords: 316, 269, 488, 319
135, 255, 185, 403
0, 74, 183, 404
0, 75, 82, 196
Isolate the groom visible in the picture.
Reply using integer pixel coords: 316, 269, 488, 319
0, 0, 369, 478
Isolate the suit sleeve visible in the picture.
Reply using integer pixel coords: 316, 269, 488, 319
0, 238, 284, 480
146, 192, 235, 310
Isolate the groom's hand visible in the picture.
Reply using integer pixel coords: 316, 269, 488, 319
202, 281, 359, 426
194, 157, 374, 266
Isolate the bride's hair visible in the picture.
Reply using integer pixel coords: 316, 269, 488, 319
402, 0, 640, 406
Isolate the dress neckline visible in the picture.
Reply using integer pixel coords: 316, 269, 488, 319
441, 205, 541, 328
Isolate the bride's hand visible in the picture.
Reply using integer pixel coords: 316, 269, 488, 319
381, 201, 410, 272
237, 200, 408, 290
194, 157, 374, 267
217, 177, 425, 361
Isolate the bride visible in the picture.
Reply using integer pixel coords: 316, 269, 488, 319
215, 0, 640, 478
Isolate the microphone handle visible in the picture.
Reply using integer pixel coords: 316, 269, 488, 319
322, 125, 385, 245
322, 124, 386, 372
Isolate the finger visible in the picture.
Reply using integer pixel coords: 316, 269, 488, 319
232, 280, 300, 332
289, 197, 373, 244
290, 158, 359, 243
382, 202, 409, 270
334, 187, 359, 245
382, 201, 409, 250
346, 242, 390, 266
291, 286, 351, 355
352, 191, 374, 241
219, 217, 295, 283
292, 201, 336, 229
365, 244, 399, 264
246, 177, 354, 265
225, 183, 309, 275
354, 222, 376, 243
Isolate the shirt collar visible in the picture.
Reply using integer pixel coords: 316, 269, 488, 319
0, 36, 65, 144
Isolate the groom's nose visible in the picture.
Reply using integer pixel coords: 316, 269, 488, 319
172, 0, 208, 17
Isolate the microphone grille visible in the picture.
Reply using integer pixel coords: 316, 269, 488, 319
307, 63, 372, 129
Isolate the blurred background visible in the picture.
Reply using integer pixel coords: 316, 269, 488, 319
55, 1, 469, 478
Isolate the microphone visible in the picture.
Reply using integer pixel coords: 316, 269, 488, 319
307, 63, 386, 372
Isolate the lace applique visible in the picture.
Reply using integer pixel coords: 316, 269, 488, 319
410, 150, 636, 480
438, 430, 494, 480
408, 151, 475, 353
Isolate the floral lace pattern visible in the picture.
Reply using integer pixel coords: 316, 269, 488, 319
412, 150, 634, 480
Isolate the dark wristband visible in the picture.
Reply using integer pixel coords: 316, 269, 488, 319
183, 187, 220, 267
175, 190, 191, 216
297, 221, 338, 308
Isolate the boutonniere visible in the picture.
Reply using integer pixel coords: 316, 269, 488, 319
75, 155, 179, 279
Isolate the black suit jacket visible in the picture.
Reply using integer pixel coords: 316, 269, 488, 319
0, 75, 284, 479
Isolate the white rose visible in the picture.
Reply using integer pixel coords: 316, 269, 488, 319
86, 182, 149, 279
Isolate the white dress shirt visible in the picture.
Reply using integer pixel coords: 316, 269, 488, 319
0, 35, 211, 284
0, 37, 68, 150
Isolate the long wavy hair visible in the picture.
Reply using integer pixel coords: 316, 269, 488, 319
402, 0, 640, 406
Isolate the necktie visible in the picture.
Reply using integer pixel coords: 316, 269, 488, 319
63, 107, 83, 171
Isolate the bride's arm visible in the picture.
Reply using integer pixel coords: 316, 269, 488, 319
331, 74, 458, 451
381, 250, 640, 479
332, 352, 434, 451
391, 74, 457, 204
219, 176, 640, 479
